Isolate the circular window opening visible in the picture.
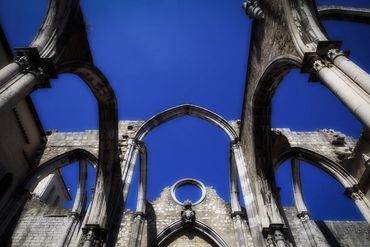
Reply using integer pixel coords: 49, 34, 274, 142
170, 178, 206, 206
175, 184, 202, 204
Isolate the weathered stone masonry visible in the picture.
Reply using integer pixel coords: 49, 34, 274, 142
1, 0, 370, 246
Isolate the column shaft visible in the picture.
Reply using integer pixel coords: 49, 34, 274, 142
291, 159, 308, 213
333, 55, 370, 96
0, 73, 37, 114
0, 63, 21, 87
315, 62, 370, 129
354, 199, 370, 225
72, 159, 88, 214
232, 143, 265, 247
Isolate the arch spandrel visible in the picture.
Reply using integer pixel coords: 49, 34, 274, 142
37, 131, 99, 166
25, 149, 97, 192
271, 128, 359, 187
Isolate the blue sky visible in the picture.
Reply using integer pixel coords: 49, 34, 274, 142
1, 0, 370, 220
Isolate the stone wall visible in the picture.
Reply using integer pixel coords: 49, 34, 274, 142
116, 186, 249, 246
284, 207, 370, 247
11, 199, 71, 247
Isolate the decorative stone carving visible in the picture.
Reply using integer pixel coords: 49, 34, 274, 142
242, 0, 264, 20
181, 200, 195, 223
312, 59, 327, 73
134, 212, 145, 223
81, 224, 105, 247
345, 185, 365, 201
14, 47, 56, 88
263, 224, 289, 247
297, 211, 310, 222
327, 49, 345, 61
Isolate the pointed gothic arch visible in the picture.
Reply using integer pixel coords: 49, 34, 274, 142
24, 148, 97, 191
149, 220, 229, 247
134, 104, 238, 142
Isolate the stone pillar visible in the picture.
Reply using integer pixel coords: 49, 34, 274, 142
128, 142, 147, 247
0, 48, 55, 115
230, 153, 249, 247
121, 138, 140, 204
0, 62, 21, 87
292, 159, 322, 246
128, 212, 145, 247
312, 59, 370, 129
231, 212, 248, 247
231, 141, 265, 247
72, 159, 88, 214
57, 213, 79, 247
291, 159, 308, 214
136, 141, 147, 213
57, 160, 88, 246
345, 185, 370, 224
262, 224, 289, 247
328, 49, 370, 96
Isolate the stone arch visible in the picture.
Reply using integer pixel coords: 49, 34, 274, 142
57, 61, 120, 238
134, 104, 238, 142
274, 147, 356, 189
318, 6, 370, 25
241, 56, 302, 228
123, 104, 263, 247
274, 147, 370, 223
149, 220, 229, 247
249, 55, 302, 171
24, 148, 97, 191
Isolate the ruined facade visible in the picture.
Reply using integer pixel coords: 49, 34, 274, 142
1, 0, 370, 246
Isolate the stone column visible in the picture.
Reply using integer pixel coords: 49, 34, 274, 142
345, 185, 370, 224
328, 49, 370, 96
0, 48, 55, 115
121, 138, 140, 204
0, 62, 21, 87
72, 159, 88, 214
312, 59, 370, 129
58, 160, 88, 246
291, 159, 308, 214
231, 141, 265, 247
128, 213, 145, 247
292, 159, 321, 246
128, 142, 147, 247
230, 153, 249, 247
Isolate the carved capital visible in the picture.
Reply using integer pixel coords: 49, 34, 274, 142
231, 140, 242, 149
312, 60, 327, 73
327, 49, 345, 62
297, 211, 310, 222
262, 224, 289, 247
68, 211, 80, 221
81, 224, 106, 247
345, 185, 364, 201
134, 212, 146, 223
14, 47, 57, 88
242, 0, 264, 20
231, 211, 247, 222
